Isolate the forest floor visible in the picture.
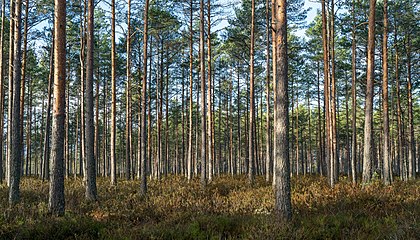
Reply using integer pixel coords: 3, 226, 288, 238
0, 175, 419, 239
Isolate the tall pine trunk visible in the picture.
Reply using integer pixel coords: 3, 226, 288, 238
362, 0, 376, 185
248, 0, 255, 184
110, 0, 117, 185
140, 0, 150, 196
0, 0, 5, 183
274, 0, 291, 221
85, 0, 97, 201
9, 0, 23, 206
48, 0, 66, 215
382, 0, 391, 185
199, 0, 207, 187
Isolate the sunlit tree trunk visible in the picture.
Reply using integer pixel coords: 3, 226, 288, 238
321, 0, 331, 186
362, 0, 376, 185
248, 0, 255, 184
187, 0, 194, 181
48, 0, 66, 215
274, 0, 291, 221
329, 0, 338, 184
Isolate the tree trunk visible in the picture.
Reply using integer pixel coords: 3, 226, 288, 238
79, 0, 86, 180
48, 0, 66, 215
265, 0, 271, 181
362, 0, 376, 185
248, 0, 256, 184
406, 34, 415, 180
271, 0, 277, 186
94, 54, 100, 177
9, 0, 23, 206
42, 40, 54, 181
351, 0, 357, 185
125, 0, 132, 180
187, 0, 194, 181
110, 0, 117, 185
317, 61, 324, 175
6, 0, 15, 186
382, 0, 391, 185
321, 0, 331, 186
85, 0, 97, 201
237, 66, 241, 175
206, 0, 213, 181
19, 0, 29, 172
329, 0, 338, 184
140, 0, 150, 196
274, 0, 291, 221
0, 0, 5, 183
199, 0, 207, 187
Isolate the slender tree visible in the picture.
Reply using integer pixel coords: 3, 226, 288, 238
362, 0, 376, 185
6, 0, 15, 186
140, 0, 150, 196
49, 0, 67, 215
85, 0, 97, 201
42, 36, 54, 181
199, 0, 207, 187
19, 0, 29, 168
125, 0, 132, 180
265, 0, 271, 182
248, 0, 255, 184
382, 0, 391, 185
0, 0, 5, 183
187, 0, 194, 181
9, 0, 23, 205
350, 0, 357, 185
110, 0, 117, 185
406, 34, 414, 180
207, 0, 213, 182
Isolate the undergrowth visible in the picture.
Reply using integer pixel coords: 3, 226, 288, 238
0, 175, 419, 239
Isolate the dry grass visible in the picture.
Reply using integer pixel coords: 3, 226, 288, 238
0, 175, 419, 239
